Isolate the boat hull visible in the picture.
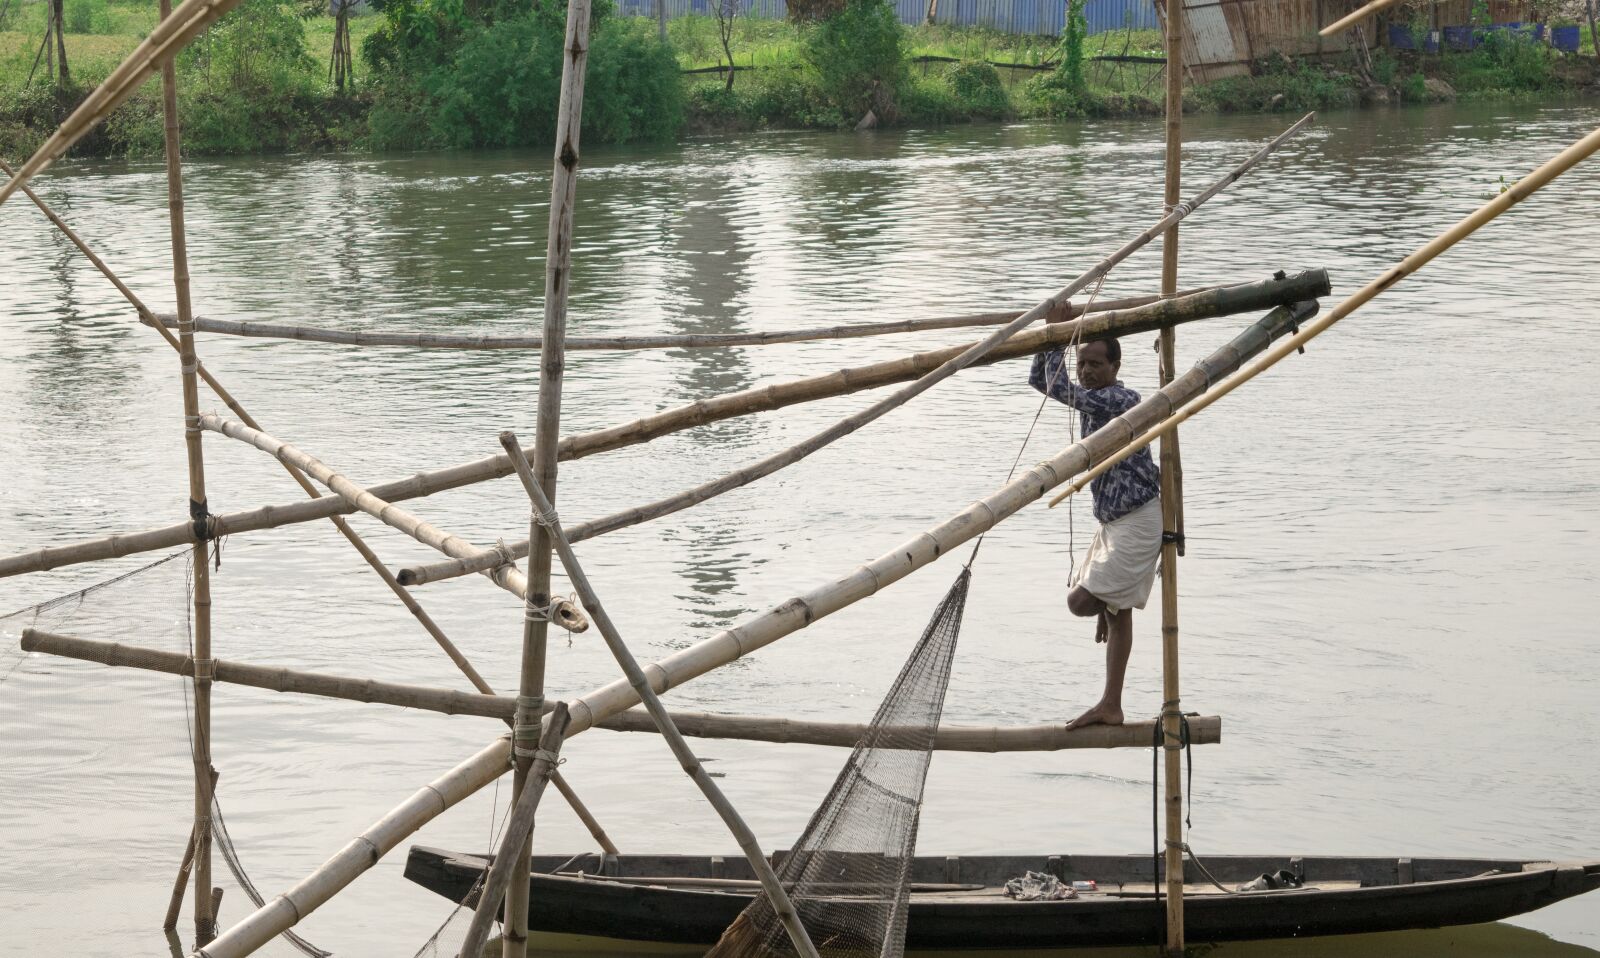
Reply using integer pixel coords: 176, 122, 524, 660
404, 848, 1600, 949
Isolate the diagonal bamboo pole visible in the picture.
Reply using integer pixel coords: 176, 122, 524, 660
155, 0, 215, 939
1048, 125, 1600, 510
458, 703, 570, 958
0, 0, 244, 208
497, 432, 821, 958
138, 289, 1208, 350
192, 302, 1312, 958
505, 0, 597, 948
397, 272, 1330, 589
20, 628, 1221, 751
1319, 0, 1409, 37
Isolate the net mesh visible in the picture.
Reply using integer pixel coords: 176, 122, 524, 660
0, 552, 327, 958
705, 566, 971, 958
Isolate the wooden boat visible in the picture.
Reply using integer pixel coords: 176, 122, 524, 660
404, 846, 1600, 949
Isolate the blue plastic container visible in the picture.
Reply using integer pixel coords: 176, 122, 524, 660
1553, 25, 1581, 52
1443, 25, 1477, 50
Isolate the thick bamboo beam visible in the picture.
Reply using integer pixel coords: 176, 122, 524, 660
396, 271, 1329, 589
497, 433, 821, 958
18, 627, 1221, 751
140, 289, 1210, 350
460, 704, 569, 958
1048, 125, 1600, 509
0, 270, 1324, 584
0, 0, 244, 207
1319, 0, 1407, 37
156, 4, 214, 938
193, 305, 1308, 958
1159, 1, 1187, 952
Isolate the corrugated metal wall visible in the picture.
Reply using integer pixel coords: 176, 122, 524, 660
616, 0, 1161, 35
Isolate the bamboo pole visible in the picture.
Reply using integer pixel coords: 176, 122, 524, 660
1319, 0, 1407, 37
1158, 1, 1186, 952
504, 0, 596, 950
193, 304, 1308, 958
19, 627, 1222, 751
185, 275, 1331, 610
1049, 125, 1600, 510
458, 703, 570, 958
0, 0, 244, 208
138, 290, 1207, 350
0, 274, 1319, 582
155, 0, 215, 938
398, 273, 1328, 588
497, 432, 821, 958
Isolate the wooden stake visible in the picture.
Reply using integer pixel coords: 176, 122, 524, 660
1049, 124, 1600, 508
1160, 0, 1186, 952
497, 432, 821, 958
458, 704, 570, 958
194, 306, 1304, 958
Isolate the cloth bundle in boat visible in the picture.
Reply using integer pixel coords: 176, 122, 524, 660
705, 566, 972, 958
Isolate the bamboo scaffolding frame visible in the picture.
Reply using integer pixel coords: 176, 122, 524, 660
1159, 0, 1187, 950
193, 302, 1306, 958
0, 281, 1319, 584
0, 0, 245, 208
497, 432, 821, 958
1048, 125, 1600, 511
138, 290, 1209, 351
18, 628, 1221, 751
459, 703, 570, 958
156, 4, 215, 937
0, 162, 616, 856
1319, 0, 1408, 37
399, 273, 1329, 592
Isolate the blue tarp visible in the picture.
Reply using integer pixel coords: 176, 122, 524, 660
618, 0, 1160, 36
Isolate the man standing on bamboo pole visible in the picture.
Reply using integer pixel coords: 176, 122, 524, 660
1029, 335, 1162, 730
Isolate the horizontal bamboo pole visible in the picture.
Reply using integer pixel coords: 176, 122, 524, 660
0, 269, 1321, 586
193, 303, 1308, 958
1049, 123, 1600, 508
400, 269, 1329, 588
1319, 0, 1407, 36
19, 628, 1217, 751
0, 0, 243, 207
140, 289, 1211, 351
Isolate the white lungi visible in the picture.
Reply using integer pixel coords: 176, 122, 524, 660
1070, 497, 1163, 615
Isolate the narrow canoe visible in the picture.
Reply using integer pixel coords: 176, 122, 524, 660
404, 847, 1600, 949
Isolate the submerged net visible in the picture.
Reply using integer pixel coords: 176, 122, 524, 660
706, 566, 972, 958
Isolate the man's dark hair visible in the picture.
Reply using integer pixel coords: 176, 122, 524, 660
1103, 337, 1121, 363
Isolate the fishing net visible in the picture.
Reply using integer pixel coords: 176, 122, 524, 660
705, 565, 971, 958
0, 552, 328, 958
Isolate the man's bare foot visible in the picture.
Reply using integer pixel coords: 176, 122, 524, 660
1065, 703, 1124, 731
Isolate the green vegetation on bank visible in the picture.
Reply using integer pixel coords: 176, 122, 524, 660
1, 0, 1597, 158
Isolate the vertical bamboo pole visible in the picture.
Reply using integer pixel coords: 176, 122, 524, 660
1159, 0, 1185, 954
157, 0, 214, 943
504, 0, 594, 951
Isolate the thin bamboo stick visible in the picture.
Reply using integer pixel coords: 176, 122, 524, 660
139, 290, 1208, 350
1159, 1, 1186, 952
400, 272, 1327, 588
1319, 0, 1407, 37
19, 626, 1222, 751
155, 3, 215, 938
1048, 125, 1600, 510
550, 771, 620, 856
0, 276, 1320, 583
497, 432, 821, 958
0, 0, 244, 207
505, 0, 596, 949
459, 703, 570, 958
192, 304, 1305, 958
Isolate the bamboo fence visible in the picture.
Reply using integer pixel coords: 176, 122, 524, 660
397, 271, 1329, 591
140, 289, 1207, 350
18, 628, 1221, 752
0, 269, 1326, 585
192, 302, 1314, 958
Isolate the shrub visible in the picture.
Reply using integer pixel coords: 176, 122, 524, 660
65, 0, 116, 34
799, 0, 906, 123
1056, 0, 1087, 91
944, 60, 1009, 119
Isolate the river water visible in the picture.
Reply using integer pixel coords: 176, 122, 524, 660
2, 100, 1599, 957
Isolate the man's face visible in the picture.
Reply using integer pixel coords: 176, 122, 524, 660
1076, 341, 1119, 390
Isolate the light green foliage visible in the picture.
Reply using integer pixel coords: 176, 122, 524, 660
799, 0, 906, 122
1057, 0, 1087, 91
1443, 29, 1556, 95
65, 0, 116, 35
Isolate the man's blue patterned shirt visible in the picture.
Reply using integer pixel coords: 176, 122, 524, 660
1029, 348, 1161, 524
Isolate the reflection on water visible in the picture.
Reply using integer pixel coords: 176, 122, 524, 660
3, 100, 1600, 957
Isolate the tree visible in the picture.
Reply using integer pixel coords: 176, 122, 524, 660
714, 0, 738, 91
28, 0, 70, 88
330, 0, 355, 90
